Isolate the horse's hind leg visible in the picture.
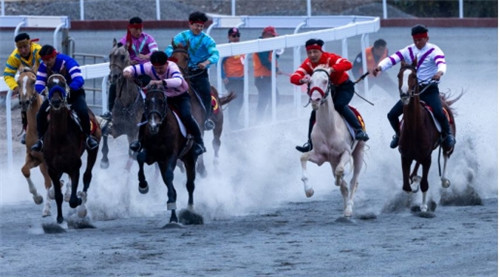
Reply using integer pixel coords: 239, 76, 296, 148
78, 148, 98, 218
300, 152, 314, 197
212, 117, 223, 167
40, 162, 53, 216
100, 134, 110, 169
183, 156, 196, 210
344, 147, 364, 217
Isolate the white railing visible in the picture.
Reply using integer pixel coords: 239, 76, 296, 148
2, 15, 380, 168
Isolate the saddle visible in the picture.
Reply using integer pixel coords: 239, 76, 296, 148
420, 101, 454, 133
343, 106, 366, 140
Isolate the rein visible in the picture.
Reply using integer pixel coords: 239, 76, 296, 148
305, 68, 332, 107
145, 89, 168, 123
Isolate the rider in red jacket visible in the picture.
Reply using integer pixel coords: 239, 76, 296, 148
290, 39, 369, 152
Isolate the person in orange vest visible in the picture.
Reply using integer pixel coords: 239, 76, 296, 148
352, 39, 396, 94
253, 26, 282, 123
222, 27, 245, 129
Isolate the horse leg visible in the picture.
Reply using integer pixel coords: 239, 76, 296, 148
100, 134, 109, 169
440, 154, 451, 188
137, 150, 149, 194
212, 118, 223, 168
300, 152, 314, 197
48, 169, 64, 224
196, 154, 207, 178
68, 168, 82, 209
78, 148, 98, 218
419, 157, 432, 212
344, 147, 364, 217
21, 157, 43, 205
401, 156, 413, 192
160, 158, 178, 223
335, 150, 351, 186
409, 162, 421, 192
183, 156, 196, 210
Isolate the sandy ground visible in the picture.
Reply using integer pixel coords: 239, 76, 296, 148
0, 27, 498, 276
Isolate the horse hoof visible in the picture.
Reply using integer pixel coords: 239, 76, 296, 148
100, 160, 109, 169
42, 209, 51, 217
305, 188, 314, 198
441, 178, 451, 188
78, 207, 87, 218
33, 195, 43, 205
138, 185, 149, 194
162, 222, 184, 229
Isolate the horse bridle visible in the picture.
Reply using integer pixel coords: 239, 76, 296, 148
308, 68, 332, 105
18, 72, 38, 111
144, 89, 168, 123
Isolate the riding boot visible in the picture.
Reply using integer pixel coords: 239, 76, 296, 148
296, 110, 315, 153
440, 117, 456, 150
85, 136, 99, 150
342, 108, 369, 141
185, 115, 206, 156
102, 83, 117, 121
130, 114, 145, 152
388, 113, 401, 149
204, 94, 215, 130
21, 111, 27, 144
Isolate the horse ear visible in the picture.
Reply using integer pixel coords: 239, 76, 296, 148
171, 39, 176, 48
412, 57, 418, 67
113, 38, 117, 47
401, 60, 407, 67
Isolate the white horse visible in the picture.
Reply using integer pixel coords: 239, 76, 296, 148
300, 65, 365, 217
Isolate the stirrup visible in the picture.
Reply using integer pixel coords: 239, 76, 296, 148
31, 139, 43, 152
86, 136, 98, 150
295, 141, 312, 153
390, 135, 399, 149
193, 143, 206, 156
204, 119, 215, 130
355, 130, 369, 141
101, 111, 112, 121
442, 134, 456, 150
129, 140, 141, 152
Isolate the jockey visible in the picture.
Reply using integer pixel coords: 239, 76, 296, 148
125, 51, 206, 156
165, 11, 219, 131
3, 33, 42, 144
291, 39, 370, 153
31, 45, 99, 152
373, 24, 455, 150
102, 16, 159, 121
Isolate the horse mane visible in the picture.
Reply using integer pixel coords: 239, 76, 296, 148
314, 64, 331, 71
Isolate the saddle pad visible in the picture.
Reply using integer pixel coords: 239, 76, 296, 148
172, 111, 187, 138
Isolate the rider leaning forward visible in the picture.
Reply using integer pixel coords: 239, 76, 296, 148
125, 51, 206, 156
290, 38, 370, 153
372, 24, 455, 151
31, 45, 99, 152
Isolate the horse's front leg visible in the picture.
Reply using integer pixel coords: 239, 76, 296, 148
419, 156, 432, 212
401, 156, 413, 192
48, 169, 64, 224
68, 169, 82, 209
300, 152, 314, 197
335, 150, 352, 186
136, 150, 149, 194
22, 158, 43, 205
161, 157, 178, 223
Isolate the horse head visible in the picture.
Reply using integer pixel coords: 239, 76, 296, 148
170, 39, 190, 72
308, 65, 332, 110
47, 74, 68, 110
144, 88, 168, 134
398, 59, 418, 105
109, 39, 130, 84
17, 66, 38, 112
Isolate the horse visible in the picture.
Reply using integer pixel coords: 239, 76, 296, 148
17, 66, 56, 216
396, 60, 459, 212
136, 86, 202, 225
42, 74, 102, 224
100, 39, 144, 169
170, 41, 236, 176
299, 65, 365, 217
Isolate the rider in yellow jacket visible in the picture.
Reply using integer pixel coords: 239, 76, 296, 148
3, 33, 42, 144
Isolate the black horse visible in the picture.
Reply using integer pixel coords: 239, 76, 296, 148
136, 86, 203, 226
43, 74, 102, 224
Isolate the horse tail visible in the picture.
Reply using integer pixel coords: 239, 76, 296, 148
440, 90, 464, 107
219, 91, 237, 106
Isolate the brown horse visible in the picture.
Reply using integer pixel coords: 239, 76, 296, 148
170, 41, 235, 176
100, 39, 144, 169
43, 74, 102, 224
397, 61, 459, 212
136, 87, 202, 225
17, 66, 56, 216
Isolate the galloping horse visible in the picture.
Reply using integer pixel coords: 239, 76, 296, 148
100, 39, 144, 169
43, 74, 102, 224
300, 65, 365, 217
17, 66, 54, 216
170, 41, 235, 176
136, 87, 201, 225
397, 60, 458, 212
